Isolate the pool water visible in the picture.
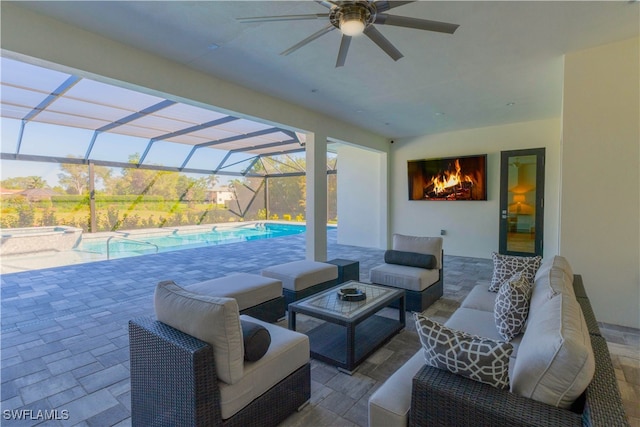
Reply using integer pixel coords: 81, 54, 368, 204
76, 223, 306, 259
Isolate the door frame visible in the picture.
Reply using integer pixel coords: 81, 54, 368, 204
499, 148, 545, 256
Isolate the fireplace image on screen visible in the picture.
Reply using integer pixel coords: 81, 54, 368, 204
408, 155, 487, 201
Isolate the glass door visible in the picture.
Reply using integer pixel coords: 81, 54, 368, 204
499, 148, 545, 256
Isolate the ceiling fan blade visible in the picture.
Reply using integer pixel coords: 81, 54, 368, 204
237, 14, 327, 23
316, 1, 338, 9
374, 1, 415, 13
375, 14, 459, 34
363, 25, 403, 61
336, 35, 352, 67
281, 23, 336, 56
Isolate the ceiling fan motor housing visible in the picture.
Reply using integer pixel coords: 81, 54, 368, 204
330, 1, 377, 34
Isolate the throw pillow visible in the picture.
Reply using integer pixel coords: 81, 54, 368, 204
414, 313, 513, 389
494, 274, 531, 341
240, 319, 271, 362
384, 249, 437, 269
489, 252, 542, 292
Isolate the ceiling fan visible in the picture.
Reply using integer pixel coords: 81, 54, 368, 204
237, 1, 459, 67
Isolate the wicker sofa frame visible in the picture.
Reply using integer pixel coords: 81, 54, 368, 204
409, 275, 629, 427
129, 317, 310, 427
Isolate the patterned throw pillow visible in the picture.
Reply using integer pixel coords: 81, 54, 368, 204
414, 313, 513, 389
489, 252, 542, 292
495, 274, 532, 341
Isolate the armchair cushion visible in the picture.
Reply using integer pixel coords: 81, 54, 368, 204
220, 315, 310, 420
154, 280, 244, 385
384, 250, 437, 269
369, 263, 440, 292
240, 319, 271, 362
415, 313, 513, 389
392, 234, 443, 269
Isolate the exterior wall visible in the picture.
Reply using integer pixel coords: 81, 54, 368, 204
391, 118, 562, 259
337, 145, 388, 249
561, 38, 640, 328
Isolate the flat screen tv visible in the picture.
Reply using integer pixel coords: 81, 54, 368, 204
408, 154, 487, 201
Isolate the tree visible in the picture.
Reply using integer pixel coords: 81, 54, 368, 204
1, 176, 48, 189
58, 160, 89, 194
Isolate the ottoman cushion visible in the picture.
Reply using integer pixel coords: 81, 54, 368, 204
186, 273, 282, 311
262, 260, 338, 291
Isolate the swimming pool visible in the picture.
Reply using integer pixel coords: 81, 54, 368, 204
76, 223, 306, 259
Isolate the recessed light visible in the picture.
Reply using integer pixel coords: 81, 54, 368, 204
208, 43, 220, 50
311, 88, 319, 93
434, 112, 445, 116
506, 102, 516, 106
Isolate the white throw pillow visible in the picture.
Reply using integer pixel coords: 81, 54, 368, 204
494, 274, 531, 341
489, 252, 541, 292
415, 313, 513, 389
154, 280, 244, 385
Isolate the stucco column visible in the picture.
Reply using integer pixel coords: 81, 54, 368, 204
305, 131, 328, 261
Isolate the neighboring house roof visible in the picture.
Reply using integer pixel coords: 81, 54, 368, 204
210, 186, 232, 192
0, 188, 23, 195
18, 188, 59, 201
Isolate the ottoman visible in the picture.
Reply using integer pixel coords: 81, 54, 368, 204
261, 260, 338, 306
184, 273, 285, 322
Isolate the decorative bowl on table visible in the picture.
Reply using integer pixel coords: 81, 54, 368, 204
337, 287, 366, 302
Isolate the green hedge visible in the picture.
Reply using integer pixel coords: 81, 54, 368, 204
51, 195, 165, 203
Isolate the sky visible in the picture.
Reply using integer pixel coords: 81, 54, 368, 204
0, 117, 317, 189
1, 117, 253, 188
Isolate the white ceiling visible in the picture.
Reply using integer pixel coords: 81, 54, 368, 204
14, 1, 640, 138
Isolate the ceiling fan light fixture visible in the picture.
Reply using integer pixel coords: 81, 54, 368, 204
337, 5, 370, 36
340, 15, 365, 36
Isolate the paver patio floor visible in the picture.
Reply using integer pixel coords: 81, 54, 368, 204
1, 228, 638, 426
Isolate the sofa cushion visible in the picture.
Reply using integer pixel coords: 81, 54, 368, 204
511, 293, 595, 409
384, 249, 437, 269
368, 351, 425, 427
460, 283, 496, 312
369, 263, 440, 292
392, 234, 443, 269
219, 315, 309, 420
489, 252, 542, 292
415, 313, 513, 389
240, 319, 271, 362
530, 255, 575, 316
444, 307, 523, 358
494, 274, 531, 341
154, 280, 244, 385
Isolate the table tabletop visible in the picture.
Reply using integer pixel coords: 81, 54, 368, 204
289, 281, 403, 322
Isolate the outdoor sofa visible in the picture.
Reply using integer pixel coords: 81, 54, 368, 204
369, 254, 629, 426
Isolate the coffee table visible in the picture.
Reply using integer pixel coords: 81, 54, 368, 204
288, 281, 405, 374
